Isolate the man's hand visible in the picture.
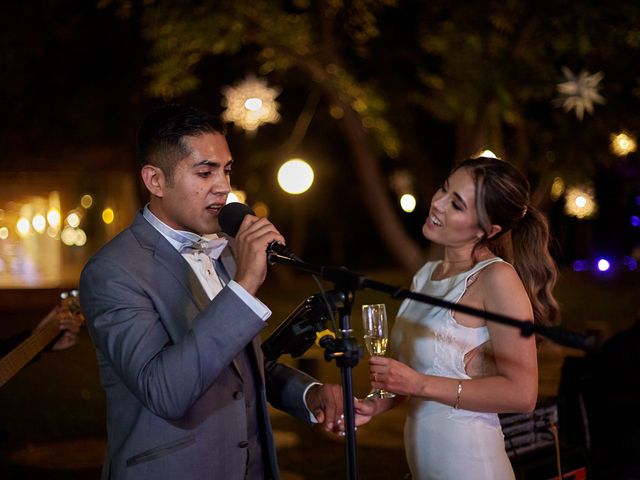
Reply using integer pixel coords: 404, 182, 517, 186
305, 384, 373, 435
233, 214, 286, 295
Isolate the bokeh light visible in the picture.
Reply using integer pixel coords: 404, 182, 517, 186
610, 132, 637, 156
17, 217, 31, 236
277, 159, 314, 195
573, 260, 589, 272
564, 186, 597, 219
80, 194, 94, 208
102, 208, 115, 224
221, 75, 281, 131
253, 201, 269, 218
624, 256, 638, 271
550, 177, 565, 201
32, 214, 46, 234
596, 258, 610, 272
478, 149, 498, 158
227, 190, 247, 205
47, 208, 61, 228
66, 212, 81, 228
400, 194, 417, 213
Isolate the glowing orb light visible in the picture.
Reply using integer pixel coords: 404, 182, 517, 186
400, 194, 417, 213
596, 258, 610, 272
277, 159, 314, 195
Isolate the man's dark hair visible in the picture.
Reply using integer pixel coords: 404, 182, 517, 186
137, 104, 227, 181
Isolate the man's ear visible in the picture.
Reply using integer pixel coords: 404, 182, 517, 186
141, 165, 166, 197
486, 224, 502, 240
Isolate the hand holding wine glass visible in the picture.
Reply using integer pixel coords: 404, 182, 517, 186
362, 303, 395, 399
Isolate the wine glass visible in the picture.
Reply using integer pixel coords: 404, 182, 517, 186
362, 304, 396, 399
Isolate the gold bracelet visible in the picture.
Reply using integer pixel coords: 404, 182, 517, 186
453, 380, 463, 409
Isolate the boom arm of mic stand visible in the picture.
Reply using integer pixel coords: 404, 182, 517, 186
267, 253, 594, 351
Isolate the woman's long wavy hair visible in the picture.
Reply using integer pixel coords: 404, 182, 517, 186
454, 157, 559, 327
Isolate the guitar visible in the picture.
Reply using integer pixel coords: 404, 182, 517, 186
0, 290, 83, 387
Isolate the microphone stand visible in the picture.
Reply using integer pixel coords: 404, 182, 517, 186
267, 253, 594, 480
315, 282, 361, 480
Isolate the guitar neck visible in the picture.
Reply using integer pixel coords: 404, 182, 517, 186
0, 318, 61, 387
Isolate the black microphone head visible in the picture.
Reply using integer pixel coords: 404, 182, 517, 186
218, 202, 255, 237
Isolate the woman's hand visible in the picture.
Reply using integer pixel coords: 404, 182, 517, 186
369, 356, 426, 398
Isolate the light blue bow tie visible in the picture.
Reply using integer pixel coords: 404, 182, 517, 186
179, 237, 228, 259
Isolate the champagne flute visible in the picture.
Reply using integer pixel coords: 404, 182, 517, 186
362, 304, 396, 399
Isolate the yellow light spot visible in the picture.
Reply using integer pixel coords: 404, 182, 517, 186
550, 177, 565, 201
329, 105, 344, 119
0, 227, 8, 240
253, 202, 269, 218
80, 194, 94, 208
102, 208, 115, 224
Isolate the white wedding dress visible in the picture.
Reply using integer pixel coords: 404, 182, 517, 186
390, 258, 515, 480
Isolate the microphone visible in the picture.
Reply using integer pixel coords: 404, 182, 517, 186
218, 202, 302, 262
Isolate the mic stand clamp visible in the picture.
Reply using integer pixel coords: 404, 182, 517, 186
319, 336, 361, 367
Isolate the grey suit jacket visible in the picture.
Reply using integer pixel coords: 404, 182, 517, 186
80, 212, 316, 480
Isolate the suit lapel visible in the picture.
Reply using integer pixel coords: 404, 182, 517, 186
131, 213, 245, 377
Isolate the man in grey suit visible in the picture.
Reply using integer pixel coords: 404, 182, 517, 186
80, 104, 349, 479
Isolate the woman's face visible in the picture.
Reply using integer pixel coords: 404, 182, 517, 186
422, 167, 485, 248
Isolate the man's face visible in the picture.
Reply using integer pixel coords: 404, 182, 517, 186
151, 132, 232, 234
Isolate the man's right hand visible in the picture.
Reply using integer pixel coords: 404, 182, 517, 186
232, 214, 286, 295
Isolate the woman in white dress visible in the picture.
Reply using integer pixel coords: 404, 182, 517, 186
356, 156, 559, 479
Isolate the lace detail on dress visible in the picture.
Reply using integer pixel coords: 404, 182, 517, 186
432, 315, 463, 377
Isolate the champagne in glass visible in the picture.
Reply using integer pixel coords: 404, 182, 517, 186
362, 304, 395, 399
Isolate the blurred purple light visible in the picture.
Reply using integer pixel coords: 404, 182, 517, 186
624, 256, 638, 271
573, 260, 589, 272
636, 195, 640, 207
631, 215, 640, 227
596, 258, 611, 272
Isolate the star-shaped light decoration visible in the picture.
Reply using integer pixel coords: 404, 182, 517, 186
610, 132, 637, 157
564, 186, 597, 219
555, 67, 605, 121
221, 75, 281, 132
